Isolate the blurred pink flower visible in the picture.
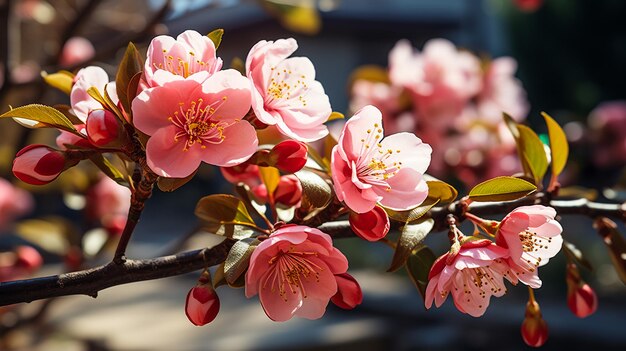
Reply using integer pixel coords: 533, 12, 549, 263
0, 178, 33, 231
245, 225, 349, 321
0, 246, 42, 282
496, 205, 563, 288
588, 100, 626, 167
389, 39, 482, 125
86, 176, 131, 236
331, 105, 431, 213
350, 80, 404, 131
425, 239, 511, 317
60, 37, 95, 67
143, 30, 223, 88
246, 38, 331, 142
70, 66, 117, 122
132, 70, 257, 178
477, 57, 529, 124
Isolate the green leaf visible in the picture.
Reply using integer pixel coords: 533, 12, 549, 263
405, 245, 437, 300
427, 180, 457, 204
207, 29, 224, 49
517, 125, 549, 185
388, 218, 434, 272
115, 42, 143, 116
259, 166, 281, 195
213, 262, 228, 288
88, 154, 130, 187
157, 170, 196, 192
294, 169, 332, 220
469, 176, 537, 202
41, 70, 74, 95
503, 112, 531, 176
224, 237, 259, 287
195, 194, 255, 226
542, 112, 569, 176
1, 104, 79, 134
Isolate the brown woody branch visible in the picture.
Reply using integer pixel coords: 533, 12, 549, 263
0, 196, 623, 307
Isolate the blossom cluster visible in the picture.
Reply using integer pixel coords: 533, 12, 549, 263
350, 38, 529, 186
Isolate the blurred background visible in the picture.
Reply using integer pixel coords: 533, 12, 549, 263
1, 0, 626, 350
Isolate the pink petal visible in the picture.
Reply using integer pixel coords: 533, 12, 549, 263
200, 121, 257, 167
379, 132, 432, 174
339, 105, 384, 161
201, 69, 252, 122
376, 168, 428, 211
258, 270, 302, 322
145, 126, 202, 178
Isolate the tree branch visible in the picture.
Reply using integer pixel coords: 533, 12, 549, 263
0, 195, 623, 307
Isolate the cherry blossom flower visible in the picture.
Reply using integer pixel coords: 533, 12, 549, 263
70, 66, 117, 122
246, 38, 331, 142
132, 70, 257, 178
331, 105, 431, 213
477, 57, 529, 125
425, 239, 511, 317
496, 205, 563, 288
143, 30, 223, 88
60, 36, 95, 67
245, 225, 349, 321
0, 178, 33, 231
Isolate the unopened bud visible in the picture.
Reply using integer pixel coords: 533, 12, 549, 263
13, 145, 70, 185
521, 297, 549, 347
56, 125, 92, 150
331, 273, 363, 310
86, 109, 123, 147
349, 206, 390, 241
273, 175, 302, 207
185, 273, 220, 326
268, 140, 308, 173
566, 263, 598, 318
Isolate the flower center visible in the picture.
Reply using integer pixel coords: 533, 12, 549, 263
154, 49, 210, 78
168, 97, 235, 151
265, 246, 322, 301
355, 122, 403, 191
519, 230, 552, 267
266, 66, 308, 106
457, 263, 506, 308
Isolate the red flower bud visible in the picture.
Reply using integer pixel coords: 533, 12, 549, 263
521, 299, 549, 347
273, 175, 303, 207
268, 140, 307, 173
14, 246, 42, 273
13, 145, 68, 185
86, 109, 123, 147
185, 283, 220, 326
331, 273, 363, 310
349, 206, 390, 241
566, 263, 598, 318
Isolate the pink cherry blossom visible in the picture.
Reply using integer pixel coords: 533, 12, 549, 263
588, 100, 626, 167
86, 176, 131, 236
389, 39, 482, 125
132, 70, 257, 178
425, 239, 511, 317
143, 30, 223, 88
60, 36, 95, 67
0, 178, 33, 231
477, 57, 529, 125
246, 38, 331, 142
70, 66, 118, 122
331, 105, 431, 213
496, 205, 563, 288
245, 225, 349, 321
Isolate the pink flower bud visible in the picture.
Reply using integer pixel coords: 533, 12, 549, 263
14, 246, 42, 273
56, 125, 92, 150
86, 109, 122, 147
521, 299, 549, 347
566, 263, 598, 318
349, 206, 390, 241
13, 145, 68, 185
185, 283, 220, 326
331, 273, 363, 310
273, 175, 303, 207
268, 140, 308, 173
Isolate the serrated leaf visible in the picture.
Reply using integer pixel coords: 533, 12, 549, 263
388, 218, 434, 272
427, 180, 457, 204
207, 29, 224, 49
294, 169, 332, 219
224, 237, 259, 286
259, 166, 280, 195
89, 154, 130, 187
517, 125, 549, 185
1, 104, 79, 134
327, 111, 344, 122
41, 70, 74, 95
469, 176, 537, 202
405, 245, 437, 300
116, 42, 143, 116
157, 170, 196, 192
195, 194, 255, 226
542, 112, 569, 176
